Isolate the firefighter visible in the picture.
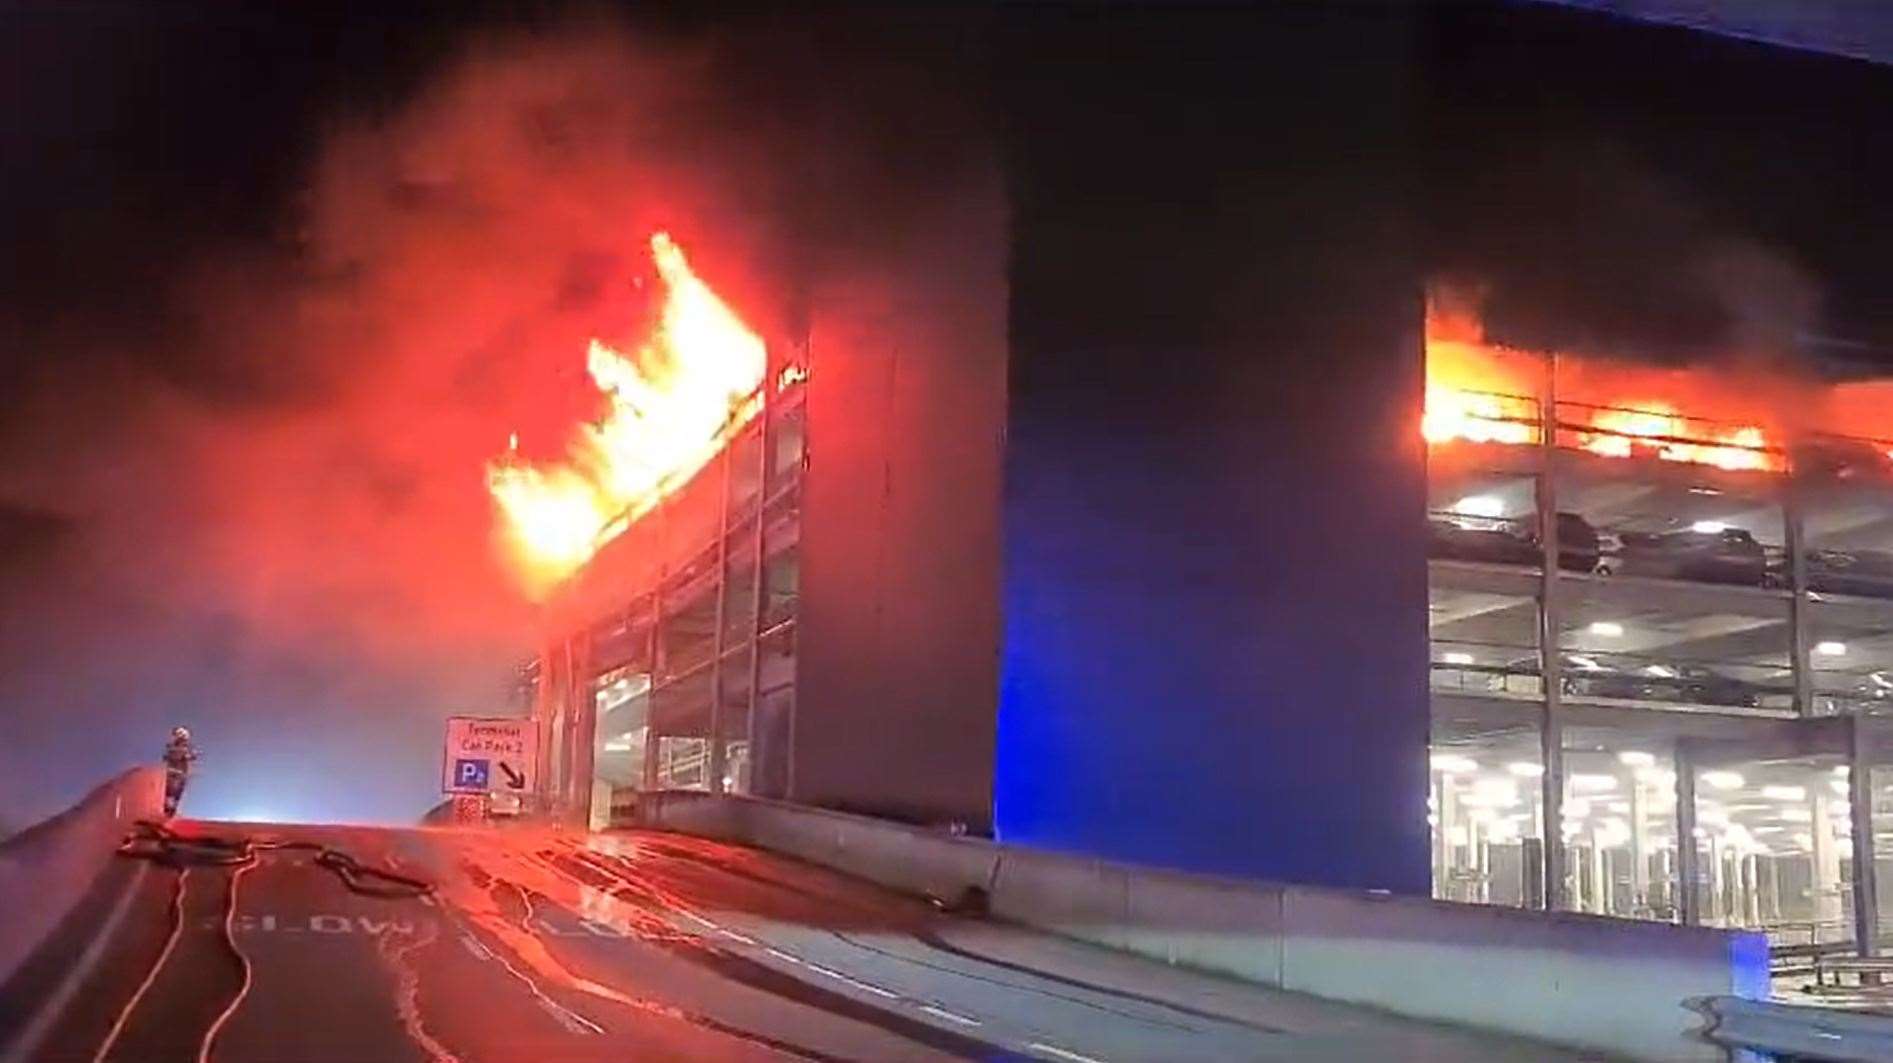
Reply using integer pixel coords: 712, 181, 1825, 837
162, 726, 198, 817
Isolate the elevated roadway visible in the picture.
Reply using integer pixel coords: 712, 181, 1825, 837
2, 821, 1583, 1062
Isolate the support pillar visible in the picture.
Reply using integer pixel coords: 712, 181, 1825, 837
706, 453, 732, 795
1536, 355, 1567, 910
1786, 479, 1816, 717
1678, 746, 1701, 926
1851, 720, 1880, 956
1813, 789, 1844, 938
1630, 771, 1650, 914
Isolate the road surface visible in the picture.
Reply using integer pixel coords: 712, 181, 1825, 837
1, 822, 1586, 1062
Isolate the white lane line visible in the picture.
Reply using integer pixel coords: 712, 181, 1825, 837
1028, 1044, 1111, 1063
0, 861, 151, 1063
719, 929, 758, 945
677, 910, 717, 929
538, 996, 602, 1036
919, 1004, 982, 1027
824, 971, 900, 999
458, 933, 492, 961
764, 948, 804, 965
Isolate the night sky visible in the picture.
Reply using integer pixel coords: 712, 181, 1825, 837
3, 1, 1892, 829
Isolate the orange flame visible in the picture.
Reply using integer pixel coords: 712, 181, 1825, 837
488, 233, 765, 593
1423, 299, 1783, 473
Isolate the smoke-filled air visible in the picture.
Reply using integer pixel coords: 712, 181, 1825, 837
0, 25, 776, 826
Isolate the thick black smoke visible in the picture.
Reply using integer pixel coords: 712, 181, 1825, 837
0, 6, 992, 829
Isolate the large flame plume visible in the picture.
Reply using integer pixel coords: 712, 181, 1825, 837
1423, 295, 1891, 474
488, 232, 765, 594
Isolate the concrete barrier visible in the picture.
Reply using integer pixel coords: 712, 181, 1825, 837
633, 791, 1766, 1061
1695, 996, 1893, 1061
0, 768, 163, 988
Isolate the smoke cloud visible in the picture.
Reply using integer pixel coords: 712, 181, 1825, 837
0, 20, 799, 825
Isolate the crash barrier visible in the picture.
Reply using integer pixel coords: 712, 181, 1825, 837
1694, 996, 1893, 1062
633, 790, 1767, 1062
0, 768, 163, 988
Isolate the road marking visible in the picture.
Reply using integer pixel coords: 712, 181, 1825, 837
1028, 1044, 1110, 1063
538, 996, 605, 1035
0, 862, 150, 1063
811, 968, 899, 999
677, 910, 717, 929
719, 929, 758, 945
919, 1004, 982, 1027
459, 934, 492, 961
765, 948, 803, 965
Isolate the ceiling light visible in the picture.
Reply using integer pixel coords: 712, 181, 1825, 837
1442, 652, 1475, 666
1761, 785, 1806, 802
1691, 520, 1729, 534
1506, 761, 1545, 778
1589, 622, 1625, 638
1431, 753, 1478, 774
1571, 773, 1618, 792
1701, 770, 1745, 791
1617, 751, 1657, 768
1564, 798, 1593, 818
1454, 495, 1505, 518
1831, 779, 1850, 796
1781, 809, 1812, 824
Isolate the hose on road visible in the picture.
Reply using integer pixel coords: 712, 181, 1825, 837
97, 820, 435, 1063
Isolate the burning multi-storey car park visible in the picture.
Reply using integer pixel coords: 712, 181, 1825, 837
1424, 298, 1893, 949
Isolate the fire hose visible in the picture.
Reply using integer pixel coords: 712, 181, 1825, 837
92, 820, 434, 1063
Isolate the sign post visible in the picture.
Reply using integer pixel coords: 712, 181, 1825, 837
442, 717, 539, 809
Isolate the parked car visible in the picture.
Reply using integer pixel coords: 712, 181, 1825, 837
1598, 527, 1768, 586
1806, 549, 1893, 600
1427, 511, 1600, 572
1487, 653, 1768, 708
1576, 662, 1767, 709
1793, 436, 1893, 484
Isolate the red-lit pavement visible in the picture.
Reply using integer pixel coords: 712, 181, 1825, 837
10, 823, 1584, 1062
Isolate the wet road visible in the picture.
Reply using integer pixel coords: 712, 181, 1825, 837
3, 822, 1584, 1062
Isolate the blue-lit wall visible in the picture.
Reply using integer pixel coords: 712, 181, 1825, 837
994, 7, 1433, 893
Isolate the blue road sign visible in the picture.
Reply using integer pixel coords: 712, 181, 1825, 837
454, 758, 490, 790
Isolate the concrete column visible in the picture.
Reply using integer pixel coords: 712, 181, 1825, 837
1438, 779, 1461, 901
1708, 835, 1725, 924
1767, 856, 1783, 923
1630, 774, 1650, 914
1743, 854, 1762, 926
1850, 724, 1880, 955
1814, 789, 1845, 935
706, 453, 732, 795
1677, 748, 1702, 926
641, 580, 663, 792
742, 401, 770, 795
1785, 473, 1816, 717
1588, 830, 1609, 914
1536, 360, 1566, 911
